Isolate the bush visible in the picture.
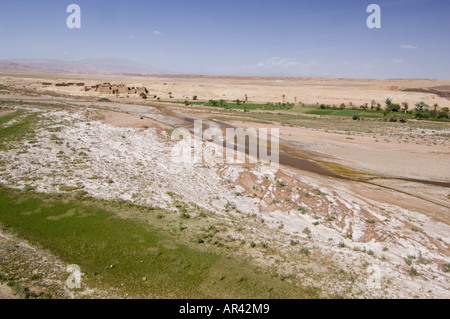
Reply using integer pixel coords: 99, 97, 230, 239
389, 115, 398, 122
443, 263, 450, 273
180, 212, 190, 219
140, 93, 147, 99
409, 266, 418, 276
352, 115, 360, 121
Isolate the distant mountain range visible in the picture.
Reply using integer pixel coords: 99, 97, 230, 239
0, 58, 166, 75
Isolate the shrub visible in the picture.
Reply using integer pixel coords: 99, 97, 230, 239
389, 115, 398, 122
140, 93, 147, 99
405, 255, 416, 265
409, 267, 418, 276
443, 263, 450, 273
352, 114, 360, 121
180, 212, 190, 219
276, 179, 286, 187
290, 240, 299, 246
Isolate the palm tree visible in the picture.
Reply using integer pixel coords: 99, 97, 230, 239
385, 98, 392, 108
415, 101, 429, 111
402, 102, 409, 113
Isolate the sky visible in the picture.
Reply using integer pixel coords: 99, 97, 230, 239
0, 0, 449, 79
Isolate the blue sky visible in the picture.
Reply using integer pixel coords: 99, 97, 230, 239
0, 0, 449, 79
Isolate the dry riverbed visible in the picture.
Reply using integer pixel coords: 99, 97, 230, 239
0, 102, 449, 298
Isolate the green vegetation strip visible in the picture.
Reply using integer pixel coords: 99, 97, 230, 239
0, 110, 25, 126
0, 186, 319, 298
0, 111, 41, 150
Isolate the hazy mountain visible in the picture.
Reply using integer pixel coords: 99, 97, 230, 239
0, 61, 62, 74
1, 58, 165, 75
76, 58, 166, 74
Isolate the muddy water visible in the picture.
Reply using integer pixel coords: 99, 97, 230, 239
155, 105, 344, 178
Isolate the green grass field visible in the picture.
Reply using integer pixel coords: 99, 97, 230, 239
0, 186, 320, 298
157, 99, 449, 122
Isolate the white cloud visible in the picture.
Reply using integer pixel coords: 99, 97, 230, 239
392, 58, 404, 63
152, 30, 161, 35
253, 57, 300, 68
214, 57, 323, 76
400, 44, 417, 49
